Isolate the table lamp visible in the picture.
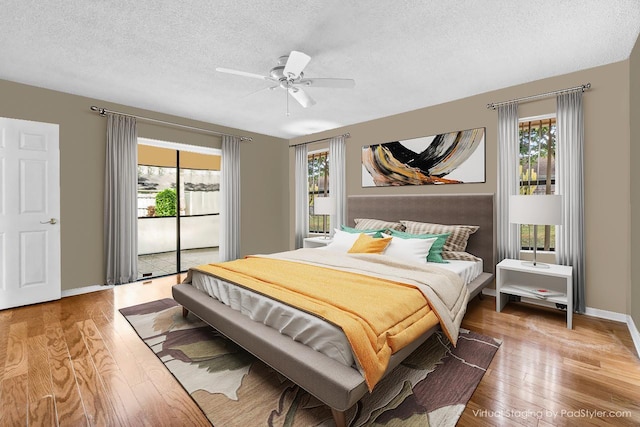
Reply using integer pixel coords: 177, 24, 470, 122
509, 194, 563, 268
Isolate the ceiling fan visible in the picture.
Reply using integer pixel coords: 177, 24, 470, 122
216, 51, 355, 114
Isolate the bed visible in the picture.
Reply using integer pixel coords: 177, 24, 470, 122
172, 193, 495, 426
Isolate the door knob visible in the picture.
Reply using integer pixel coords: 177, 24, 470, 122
40, 218, 57, 225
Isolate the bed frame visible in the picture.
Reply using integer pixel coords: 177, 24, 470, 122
172, 193, 495, 426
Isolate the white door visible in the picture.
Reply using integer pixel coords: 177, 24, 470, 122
0, 117, 60, 310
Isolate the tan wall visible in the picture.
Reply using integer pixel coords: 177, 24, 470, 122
290, 61, 632, 314
0, 79, 289, 291
630, 37, 640, 328
240, 135, 290, 257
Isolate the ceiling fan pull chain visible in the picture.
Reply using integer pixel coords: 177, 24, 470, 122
286, 84, 290, 116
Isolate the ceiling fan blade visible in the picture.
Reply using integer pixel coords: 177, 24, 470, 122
283, 51, 311, 79
288, 87, 316, 108
242, 85, 279, 98
297, 78, 356, 88
215, 67, 274, 81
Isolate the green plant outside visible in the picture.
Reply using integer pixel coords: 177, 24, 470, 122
155, 188, 177, 217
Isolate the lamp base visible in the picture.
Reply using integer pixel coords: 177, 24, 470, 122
521, 261, 551, 269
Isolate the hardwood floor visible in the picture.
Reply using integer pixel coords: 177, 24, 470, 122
0, 276, 639, 426
460, 297, 640, 426
0, 274, 210, 427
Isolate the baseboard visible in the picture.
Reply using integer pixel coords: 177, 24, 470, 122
481, 288, 640, 357
584, 306, 628, 323
627, 316, 640, 358
61, 284, 114, 298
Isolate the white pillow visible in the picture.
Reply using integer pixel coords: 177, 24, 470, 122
323, 229, 362, 253
382, 234, 438, 264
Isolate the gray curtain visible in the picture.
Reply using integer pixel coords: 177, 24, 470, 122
329, 136, 346, 235
220, 135, 241, 261
556, 91, 586, 313
105, 114, 138, 285
497, 103, 521, 261
294, 144, 308, 248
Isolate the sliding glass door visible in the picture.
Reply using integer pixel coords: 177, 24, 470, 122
179, 151, 221, 272
137, 145, 178, 278
137, 139, 221, 279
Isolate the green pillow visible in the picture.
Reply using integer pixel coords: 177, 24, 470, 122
340, 225, 385, 238
388, 229, 450, 263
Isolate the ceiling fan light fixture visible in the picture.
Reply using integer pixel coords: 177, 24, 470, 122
269, 66, 285, 80
216, 50, 355, 114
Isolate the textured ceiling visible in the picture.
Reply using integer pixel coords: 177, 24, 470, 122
1, 1, 639, 139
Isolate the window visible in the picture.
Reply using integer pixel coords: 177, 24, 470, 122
519, 116, 556, 251
308, 150, 329, 233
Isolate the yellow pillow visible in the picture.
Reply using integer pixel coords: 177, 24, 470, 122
347, 233, 392, 254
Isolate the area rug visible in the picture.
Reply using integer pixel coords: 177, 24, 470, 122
120, 299, 500, 426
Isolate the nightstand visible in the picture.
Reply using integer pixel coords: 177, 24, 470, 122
303, 236, 333, 248
496, 258, 573, 329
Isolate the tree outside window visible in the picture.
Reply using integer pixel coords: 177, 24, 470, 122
519, 117, 556, 251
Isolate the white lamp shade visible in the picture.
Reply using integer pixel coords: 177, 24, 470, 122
509, 195, 563, 225
314, 197, 333, 215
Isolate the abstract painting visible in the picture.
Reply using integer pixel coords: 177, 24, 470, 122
362, 127, 485, 187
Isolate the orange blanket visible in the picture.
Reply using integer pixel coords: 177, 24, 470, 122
191, 256, 439, 390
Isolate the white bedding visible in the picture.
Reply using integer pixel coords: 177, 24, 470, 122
440, 259, 483, 286
189, 254, 482, 367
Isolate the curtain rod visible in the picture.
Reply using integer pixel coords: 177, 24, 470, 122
486, 83, 591, 110
89, 106, 253, 142
290, 132, 351, 147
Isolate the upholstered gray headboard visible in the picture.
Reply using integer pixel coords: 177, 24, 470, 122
347, 194, 496, 274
